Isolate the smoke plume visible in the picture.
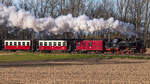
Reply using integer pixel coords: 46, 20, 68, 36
0, 4, 136, 37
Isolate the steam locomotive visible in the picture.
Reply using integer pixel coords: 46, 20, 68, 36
1, 38, 146, 54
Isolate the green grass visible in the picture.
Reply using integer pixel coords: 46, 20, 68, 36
0, 52, 148, 62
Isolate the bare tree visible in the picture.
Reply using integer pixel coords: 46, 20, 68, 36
56, 0, 94, 17
143, 0, 150, 47
92, 0, 116, 19
0, 0, 13, 6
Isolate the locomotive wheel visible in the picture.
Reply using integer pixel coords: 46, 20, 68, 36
140, 49, 145, 54
121, 50, 127, 54
114, 50, 120, 54
129, 50, 135, 54
105, 51, 113, 54
121, 50, 125, 54
126, 50, 130, 55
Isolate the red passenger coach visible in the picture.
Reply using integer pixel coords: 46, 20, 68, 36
76, 40, 104, 51
39, 40, 67, 51
4, 40, 31, 50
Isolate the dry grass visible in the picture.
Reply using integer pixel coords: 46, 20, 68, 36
0, 59, 150, 84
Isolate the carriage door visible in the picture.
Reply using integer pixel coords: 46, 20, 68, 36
89, 41, 92, 49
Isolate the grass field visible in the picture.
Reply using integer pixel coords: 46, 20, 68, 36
0, 52, 150, 84
0, 52, 149, 62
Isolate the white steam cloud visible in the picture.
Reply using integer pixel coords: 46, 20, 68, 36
0, 4, 136, 36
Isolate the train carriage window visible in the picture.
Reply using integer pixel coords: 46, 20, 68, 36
53, 42, 57, 46
49, 42, 52, 46
89, 42, 92, 47
40, 42, 43, 46
18, 42, 21, 46
27, 42, 30, 46
22, 42, 25, 46
5, 42, 8, 46
14, 42, 17, 46
44, 42, 47, 46
58, 42, 61, 46
63, 42, 67, 46
10, 42, 12, 46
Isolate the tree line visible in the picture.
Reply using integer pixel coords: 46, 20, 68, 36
0, 0, 150, 47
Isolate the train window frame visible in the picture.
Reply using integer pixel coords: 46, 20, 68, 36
53, 42, 57, 46
14, 42, 17, 46
40, 42, 43, 46
58, 42, 61, 46
63, 42, 67, 46
44, 42, 47, 46
5, 42, 8, 46
27, 42, 30, 46
18, 42, 21, 46
22, 42, 25, 46
49, 42, 52, 46
10, 42, 12, 46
